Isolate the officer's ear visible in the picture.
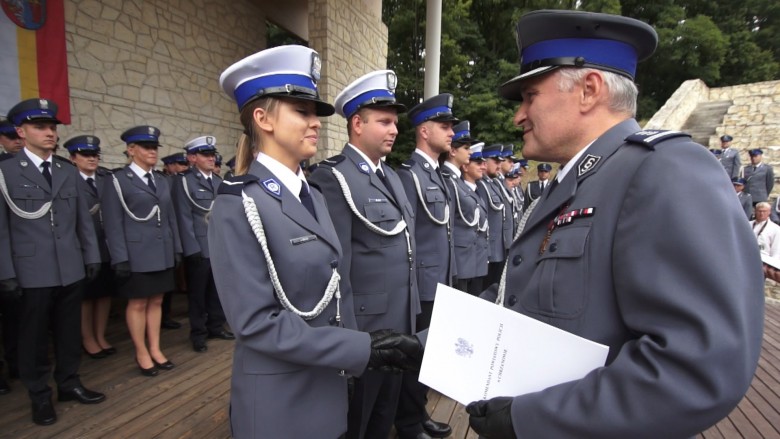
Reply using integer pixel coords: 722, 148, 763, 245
580, 70, 605, 113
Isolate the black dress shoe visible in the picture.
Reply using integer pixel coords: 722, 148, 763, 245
207, 329, 235, 340
0, 377, 9, 395
153, 359, 175, 370
161, 318, 182, 329
101, 346, 117, 355
136, 358, 159, 377
422, 419, 452, 438
31, 399, 57, 426
83, 346, 108, 359
192, 341, 208, 353
58, 386, 106, 404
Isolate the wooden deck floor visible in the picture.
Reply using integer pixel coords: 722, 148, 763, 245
1, 295, 779, 438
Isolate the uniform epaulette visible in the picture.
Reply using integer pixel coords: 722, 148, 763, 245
440, 168, 453, 178
53, 155, 74, 166
0, 153, 13, 162
96, 167, 113, 176
154, 169, 166, 176
217, 174, 260, 196
179, 168, 194, 176
401, 159, 417, 169
624, 130, 691, 149
319, 154, 346, 167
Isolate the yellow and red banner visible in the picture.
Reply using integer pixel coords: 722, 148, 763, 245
0, 0, 70, 124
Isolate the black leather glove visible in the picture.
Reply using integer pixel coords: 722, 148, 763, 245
112, 261, 131, 281
466, 397, 515, 439
0, 278, 22, 301
185, 252, 203, 264
367, 329, 423, 372
174, 253, 183, 269
85, 263, 101, 282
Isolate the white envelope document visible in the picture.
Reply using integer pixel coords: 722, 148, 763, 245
419, 284, 609, 405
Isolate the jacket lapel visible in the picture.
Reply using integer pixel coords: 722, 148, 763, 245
343, 146, 397, 206
126, 167, 158, 197
17, 154, 51, 193
51, 160, 67, 196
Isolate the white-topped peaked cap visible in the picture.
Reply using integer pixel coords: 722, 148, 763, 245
184, 136, 218, 154
219, 45, 335, 116
469, 142, 485, 161
334, 70, 406, 119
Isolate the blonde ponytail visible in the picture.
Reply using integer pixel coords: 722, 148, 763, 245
234, 97, 278, 176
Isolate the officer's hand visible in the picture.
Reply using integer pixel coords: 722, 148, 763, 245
85, 263, 101, 282
112, 262, 131, 281
466, 397, 515, 439
367, 330, 422, 372
185, 252, 202, 264
174, 253, 183, 269
0, 278, 22, 301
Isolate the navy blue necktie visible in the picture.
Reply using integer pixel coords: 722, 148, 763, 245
41, 161, 52, 187
299, 183, 317, 220
145, 173, 156, 192
86, 177, 98, 195
376, 168, 396, 201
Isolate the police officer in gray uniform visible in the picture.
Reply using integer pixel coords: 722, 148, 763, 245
443, 121, 489, 296
0, 119, 24, 156
102, 125, 182, 377
719, 134, 741, 179
396, 93, 457, 439
524, 162, 553, 209
743, 148, 774, 205
309, 69, 420, 439
173, 136, 232, 353
732, 177, 753, 219
495, 144, 516, 251
464, 10, 764, 439
478, 143, 508, 287
210, 45, 421, 439
0, 99, 105, 426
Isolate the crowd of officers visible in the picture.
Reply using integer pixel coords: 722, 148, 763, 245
0, 86, 553, 436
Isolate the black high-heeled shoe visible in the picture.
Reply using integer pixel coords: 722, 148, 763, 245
136, 358, 159, 377
83, 346, 107, 359
152, 359, 175, 370
101, 346, 117, 355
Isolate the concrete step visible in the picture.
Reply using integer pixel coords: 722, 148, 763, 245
681, 100, 733, 146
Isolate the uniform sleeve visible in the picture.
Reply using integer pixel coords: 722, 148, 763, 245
767, 165, 774, 195
172, 175, 198, 256
100, 175, 129, 265
207, 193, 370, 375
308, 168, 353, 284
74, 171, 101, 265
0, 178, 15, 281
509, 144, 764, 438
732, 154, 741, 179
398, 168, 418, 217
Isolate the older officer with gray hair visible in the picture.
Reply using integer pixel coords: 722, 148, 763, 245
173, 136, 232, 353
0, 99, 104, 426
465, 10, 764, 439
310, 69, 420, 439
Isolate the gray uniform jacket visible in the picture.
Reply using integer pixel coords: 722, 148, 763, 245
524, 179, 549, 209
398, 154, 456, 301
737, 191, 753, 219
476, 176, 506, 263
720, 147, 741, 179
208, 160, 370, 439
480, 119, 764, 438
78, 170, 110, 262
172, 169, 221, 258
309, 146, 420, 334
743, 162, 774, 203
493, 176, 515, 250
102, 166, 182, 272
445, 172, 489, 280
0, 152, 100, 287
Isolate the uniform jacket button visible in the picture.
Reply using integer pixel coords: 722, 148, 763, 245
328, 315, 336, 325
508, 295, 517, 306
359, 305, 366, 312
549, 242, 558, 252
512, 255, 522, 266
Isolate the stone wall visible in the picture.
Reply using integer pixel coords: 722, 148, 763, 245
308, 0, 389, 161
710, 80, 780, 151
60, 0, 267, 168
644, 79, 710, 131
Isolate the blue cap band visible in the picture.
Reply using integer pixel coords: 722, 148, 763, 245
411, 105, 453, 126
523, 38, 638, 77
67, 143, 100, 153
233, 73, 316, 110
469, 152, 483, 160
0, 126, 15, 134
483, 149, 501, 158
454, 129, 470, 141
11, 109, 58, 126
342, 89, 395, 118
124, 134, 158, 144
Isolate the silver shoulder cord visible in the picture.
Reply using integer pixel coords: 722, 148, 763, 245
410, 171, 450, 225
496, 178, 514, 205
112, 174, 161, 224
182, 177, 214, 212
478, 180, 505, 218
447, 176, 479, 227
331, 168, 413, 264
0, 168, 52, 220
495, 197, 539, 306
241, 190, 341, 322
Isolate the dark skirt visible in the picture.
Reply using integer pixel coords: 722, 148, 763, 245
117, 269, 175, 299
83, 262, 115, 300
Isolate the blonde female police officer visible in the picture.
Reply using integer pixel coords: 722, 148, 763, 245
209, 45, 422, 439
